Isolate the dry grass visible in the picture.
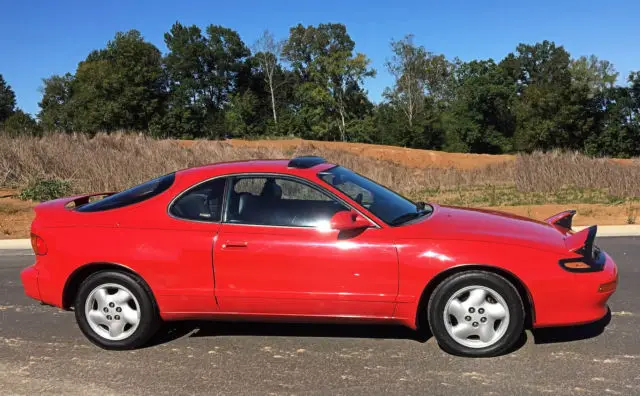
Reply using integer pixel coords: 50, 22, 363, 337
0, 133, 638, 207
515, 151, 640, 198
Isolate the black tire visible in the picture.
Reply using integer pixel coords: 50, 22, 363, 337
427, 270, 524, 357
74, 270, 160, 350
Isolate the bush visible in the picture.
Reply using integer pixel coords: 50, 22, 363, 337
0, 110, 42, 137
19, 179, 73, 202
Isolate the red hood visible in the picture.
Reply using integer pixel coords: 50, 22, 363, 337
404, 205, 568, 252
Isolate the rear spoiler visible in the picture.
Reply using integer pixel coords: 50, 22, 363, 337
544, 210, 576, 230
564, 225, 597, 253
34, 192, 115, 214
32, 192, 116, 227
545, 210, 604, 271
560, 225, 604, 272
64, 192, 116, 208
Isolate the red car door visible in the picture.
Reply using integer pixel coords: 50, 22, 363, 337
150, 176, 228, 314
213, 176, 398, 318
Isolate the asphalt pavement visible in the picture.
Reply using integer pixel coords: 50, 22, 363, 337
1, 237, 639, 395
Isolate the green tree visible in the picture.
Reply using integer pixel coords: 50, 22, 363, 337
71, 30, 165, 132
384, 35, 430, 128
443, 60, 516, 153
21, 20, 640, 157
1, 109, 41, 136
0, 74, 17, 123
585, 72, 640, 157
38, 73, 75, 132
424, 54, 456, 103
381, 35, 449, 148
253, 30, 285, 130
224, 55, 278, 137
374, 98, 443, 148
163, 22, 250, 138
283, 23, 375, 141
225, 90, 262, 136
570, 55, 618, 96
501, 41, 592, 151
629, 71, 640, 108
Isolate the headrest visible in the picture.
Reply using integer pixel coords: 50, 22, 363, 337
238, 193, 252, 215
260, 179, 282, 200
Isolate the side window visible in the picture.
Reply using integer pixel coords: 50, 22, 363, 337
277, 179, 333, 201
226, 176, 347, 227
233, 178, 266, 195
170, 178, 226, 222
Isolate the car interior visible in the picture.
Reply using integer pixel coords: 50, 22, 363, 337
226, 178, 348, 227
170, 178, 225, 221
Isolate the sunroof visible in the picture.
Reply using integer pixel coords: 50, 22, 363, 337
287, 156, 327, 169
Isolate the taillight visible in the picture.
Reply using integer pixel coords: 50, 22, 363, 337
30, 233, 48, 256
559, 241, 605, 273
562, 261, 591, 270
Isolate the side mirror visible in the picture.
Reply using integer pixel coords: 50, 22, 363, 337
329, 210, 373, 231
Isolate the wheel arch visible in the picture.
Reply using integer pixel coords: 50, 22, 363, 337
62, 262, 157, 310
415, 264, 536, 330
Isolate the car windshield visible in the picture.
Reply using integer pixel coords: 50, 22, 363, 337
318, 166, 432, 226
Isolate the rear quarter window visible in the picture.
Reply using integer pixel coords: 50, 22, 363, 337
76, 173, 175, 212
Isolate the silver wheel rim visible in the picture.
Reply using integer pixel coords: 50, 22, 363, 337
443, 285, 510, 349
84, 283, 141, 341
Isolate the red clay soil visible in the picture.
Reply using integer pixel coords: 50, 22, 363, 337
0, 191, 36, 239
178, 138, 637, 170
227, 139, 515, 169
175, 138, 514, 169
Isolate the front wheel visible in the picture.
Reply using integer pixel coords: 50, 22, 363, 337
74, 270, 160, 350
427, 271, 524, 357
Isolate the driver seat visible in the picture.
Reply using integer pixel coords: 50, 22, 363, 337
260, 179, 282, 202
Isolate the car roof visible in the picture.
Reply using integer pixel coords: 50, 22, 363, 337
175, 159, 337, 181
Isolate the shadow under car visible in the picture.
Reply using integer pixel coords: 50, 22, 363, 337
146, 308, 612, 354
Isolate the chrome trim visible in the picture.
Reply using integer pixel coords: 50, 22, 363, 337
221, 222, 334, 230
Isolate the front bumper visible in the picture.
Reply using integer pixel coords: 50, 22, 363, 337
20, 265, 41, 301
534, 251, 618, 328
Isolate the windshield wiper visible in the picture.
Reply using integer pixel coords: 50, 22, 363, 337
390, 209, 428, 226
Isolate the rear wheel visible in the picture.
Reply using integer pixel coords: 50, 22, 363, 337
74, 270, 160, 350
427, 271, 524, 357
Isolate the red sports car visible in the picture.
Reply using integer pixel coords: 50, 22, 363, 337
21, 156, 618, 357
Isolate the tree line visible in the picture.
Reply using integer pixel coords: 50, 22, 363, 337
1, 22, 639, 157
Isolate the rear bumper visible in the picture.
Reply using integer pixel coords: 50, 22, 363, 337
20, 265, 41, 301
534, 252, 618, 328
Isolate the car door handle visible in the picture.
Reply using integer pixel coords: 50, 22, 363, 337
223, 241, 248, 248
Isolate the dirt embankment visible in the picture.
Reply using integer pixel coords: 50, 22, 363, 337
0, 190, 35, 239
225, 139, 515, 170
223, 138, 635, 169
